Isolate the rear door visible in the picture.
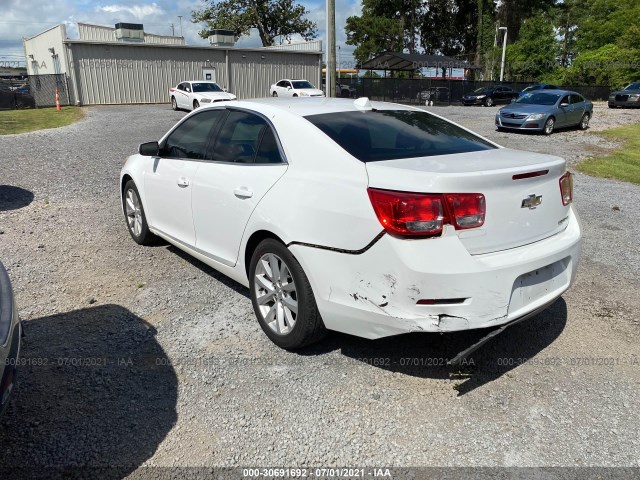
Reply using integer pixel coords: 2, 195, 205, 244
144, 109, 225, 246
192, 109, 288, 266
569, 94, 586, 124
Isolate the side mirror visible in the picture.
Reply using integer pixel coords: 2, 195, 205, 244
287, 86, 292, 90
139, 141, 159, 156
560, 102, 569, 107
223, 87, 228, 92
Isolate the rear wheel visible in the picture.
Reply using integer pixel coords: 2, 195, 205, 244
193, 100, 200, 109
171, 97, 178, 111
484, 97, 494, 107
579, 113, 590, 130
123, 180, 157, 246
292, 94, 298, 97
249, 239, 326, 349
543, 117, 555, 135
272, 92, 278, 97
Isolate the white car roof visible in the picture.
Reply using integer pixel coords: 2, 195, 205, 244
215, 97, 415, 117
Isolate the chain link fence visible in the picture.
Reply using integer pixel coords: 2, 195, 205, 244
337, 78, 612, 105
0, 74, 72, 110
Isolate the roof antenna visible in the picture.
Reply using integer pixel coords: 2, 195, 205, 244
353, 97, 373, 111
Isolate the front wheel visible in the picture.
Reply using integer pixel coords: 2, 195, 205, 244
193, 100, 200, 110
484, 97, 494, 107
123, 180, 157, 245
579, 113, 590, 130
543, 117, 555, 135
249, 239, 326, 349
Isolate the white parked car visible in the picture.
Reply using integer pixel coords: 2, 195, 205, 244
270, 79, 324, 97
120, 98, 582, 350
169, 81, 236, 111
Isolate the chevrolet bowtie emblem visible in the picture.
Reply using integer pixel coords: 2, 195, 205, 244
521, 194, 543, 209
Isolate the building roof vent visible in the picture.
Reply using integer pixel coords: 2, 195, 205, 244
208, 29, 235, 47
115, 23, 144, 42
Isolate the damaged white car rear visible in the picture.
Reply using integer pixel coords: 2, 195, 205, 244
120, 98, 582, 352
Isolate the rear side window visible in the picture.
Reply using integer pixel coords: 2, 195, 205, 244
163, 109, 225, 160
213, 110, 268, 163
305, 110, 496, 162
570, 94, 584, 104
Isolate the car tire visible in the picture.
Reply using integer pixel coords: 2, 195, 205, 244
193, 100, 200, 110
484, 97, 494, 107
543, 117, 555, 135
123, 180, 158, 246
578, 113, 590, 130
171, 97, 178, 111
249, 239, 326, 350
272, 92, 278, 97
292, 94, 298, 97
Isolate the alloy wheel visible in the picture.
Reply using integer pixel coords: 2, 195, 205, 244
125, 189, 143, 238
544, 118, 555, 135
254, 253, 298, 335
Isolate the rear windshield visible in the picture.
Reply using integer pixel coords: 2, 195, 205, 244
305, 110, 496, 162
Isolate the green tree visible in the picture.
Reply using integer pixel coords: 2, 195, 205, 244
345, 0, 421, 63
192, 0, 316, 47
506, 11, 559, 81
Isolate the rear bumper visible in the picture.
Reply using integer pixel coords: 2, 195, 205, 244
291, 208, 581, 339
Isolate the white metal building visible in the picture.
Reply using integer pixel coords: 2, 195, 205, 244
23, 23, 323, 105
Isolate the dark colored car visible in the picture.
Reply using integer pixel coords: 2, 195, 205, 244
0, 262, 21, 416
462, 86, 519, 107
608, 82, 640, 108
0, 82, 36, 110
496, 90, 593, 135
519, 83, 559, 97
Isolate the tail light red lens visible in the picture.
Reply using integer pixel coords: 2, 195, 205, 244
559, 171, 573, 206
444, 193, 486, 229
367, 188, 485, 238
367, 189, 444, 237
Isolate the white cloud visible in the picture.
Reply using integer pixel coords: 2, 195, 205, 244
97, 3, 165, 19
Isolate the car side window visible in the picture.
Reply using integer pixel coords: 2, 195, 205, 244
185, 84, 191, 92
163, 109, 225, 160
560, 95, 570, 105
177, 83, 185, 91
287, 81, 293, 89
254, 127, 284, 164
570, 94, 583, 104
277, 81, 286, 88
213, 110, 268, 163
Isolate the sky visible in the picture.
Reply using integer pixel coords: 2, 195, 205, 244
0, 0, 360, 68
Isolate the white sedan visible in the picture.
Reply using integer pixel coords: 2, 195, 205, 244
270, 79, 324, 97
120, 98, 581, 350
169, 81, 236, 111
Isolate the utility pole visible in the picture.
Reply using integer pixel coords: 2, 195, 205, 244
326, 0, 336, 97
499, 26, 507, 82
178, 16, 183, 37
170, 23, 175, 36
337, 45, 341, 79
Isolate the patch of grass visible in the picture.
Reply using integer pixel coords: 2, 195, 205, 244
0, 106, 84, 135
578, 123, 640, 185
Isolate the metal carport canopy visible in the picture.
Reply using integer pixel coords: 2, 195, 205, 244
358, 52, 476, 71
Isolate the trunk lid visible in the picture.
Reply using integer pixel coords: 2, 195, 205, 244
366, 148, 570, 255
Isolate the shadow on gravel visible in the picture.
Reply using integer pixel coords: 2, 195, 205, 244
0, 185, 34, 211
0, 304, 177, 478
167, 245, 250, 298
300, 299, 568, 396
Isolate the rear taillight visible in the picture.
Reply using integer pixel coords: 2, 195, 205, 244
559, 171, 573, 206
367, 188, 485, 238
444, 193, 485, 229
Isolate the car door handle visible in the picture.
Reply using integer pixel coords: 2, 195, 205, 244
234, 187, 253, 198
177, 177, 190, 188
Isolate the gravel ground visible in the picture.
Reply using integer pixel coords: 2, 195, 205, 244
0, 103, 639, 474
